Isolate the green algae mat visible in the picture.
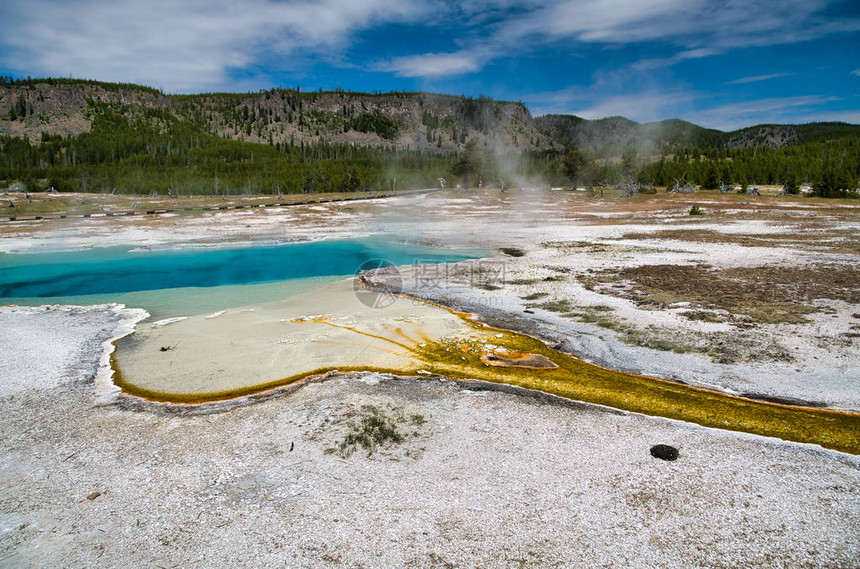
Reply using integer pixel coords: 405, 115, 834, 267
111, 286, 860, 455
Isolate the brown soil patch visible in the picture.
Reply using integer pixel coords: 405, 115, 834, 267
0, 189, 416, 220
581, 264, 860, 324
620, 228, 860, 254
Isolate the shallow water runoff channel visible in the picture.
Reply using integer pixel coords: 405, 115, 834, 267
2, 236, 858, 454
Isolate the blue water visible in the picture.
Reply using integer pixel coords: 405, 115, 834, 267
0, 237, 486, 318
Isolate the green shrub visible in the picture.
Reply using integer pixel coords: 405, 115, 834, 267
336, 406, 405, 457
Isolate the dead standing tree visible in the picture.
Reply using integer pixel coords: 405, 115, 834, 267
669, 178, 696, 193
620, 179, 641, 198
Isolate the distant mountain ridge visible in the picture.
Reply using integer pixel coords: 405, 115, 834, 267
534, 114, 860, 153
534, 115, 725, 153
1, 78, 858, 157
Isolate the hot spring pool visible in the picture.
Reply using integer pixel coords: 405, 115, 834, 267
0, 237, 488, 319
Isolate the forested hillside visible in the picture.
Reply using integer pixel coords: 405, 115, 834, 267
0, 78, 558, 194
538, 114, 859, 196
0, 77, 857, 196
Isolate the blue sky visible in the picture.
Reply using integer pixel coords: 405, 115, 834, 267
1, 0, 857, 130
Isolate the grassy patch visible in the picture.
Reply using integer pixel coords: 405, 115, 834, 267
530, 300, 622, 329
617, 325, 695, 355
530, 299, 573, 312
560, 307, 621, 331
330, 405, 426, 458
520, 292, 548, 301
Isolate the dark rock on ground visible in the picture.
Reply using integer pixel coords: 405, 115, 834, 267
650, 444, 679, 461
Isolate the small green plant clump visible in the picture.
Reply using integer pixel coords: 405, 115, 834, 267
530, 298, 573, 312
334, 405, 426, 458
688, 204, 703, 216
520, 291, 548, 301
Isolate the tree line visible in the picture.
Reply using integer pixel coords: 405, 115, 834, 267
0, 102, 459, 195
556, 136, 859, 197
1, 93, 858, 197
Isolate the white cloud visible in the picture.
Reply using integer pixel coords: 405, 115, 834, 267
378, 52, 483, 78
571, 93, 696, 123
619, 49, 720, 75
0, 0, 431, 92
531, 0, 693, 43
852, 69, 860, 77
684, 95, 842, 130
497, 0, 857, 49
387, 0, 860, 78
527, 87, 697, 123
725, 72, 794, 85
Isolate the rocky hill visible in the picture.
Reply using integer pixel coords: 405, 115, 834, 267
0, 79, 168, 139
724, 122, 860, 148
0, 79, 552, 153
